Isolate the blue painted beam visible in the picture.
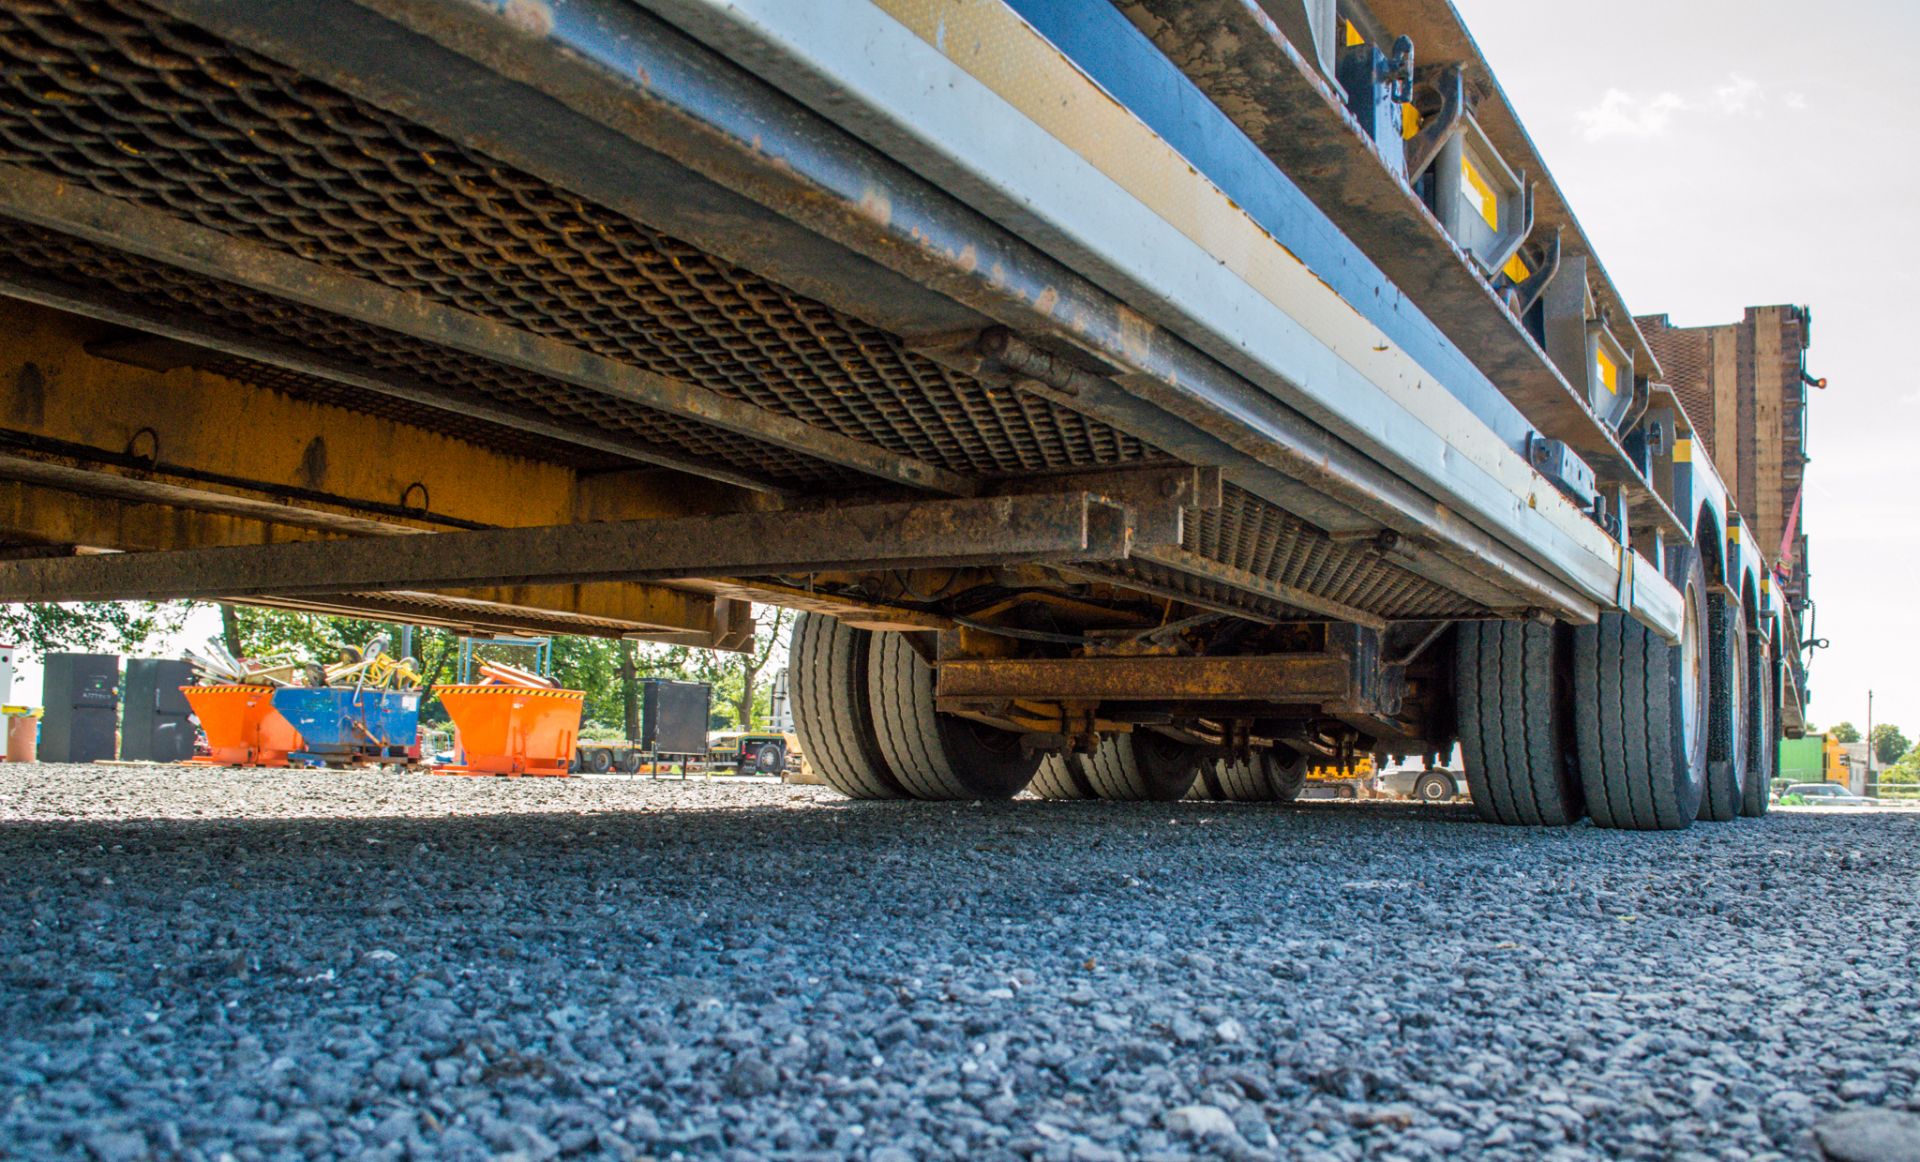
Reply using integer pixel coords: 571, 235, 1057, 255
1002, 0, 1538, 456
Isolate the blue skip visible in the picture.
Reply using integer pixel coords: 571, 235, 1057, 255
270, 687, 422, 766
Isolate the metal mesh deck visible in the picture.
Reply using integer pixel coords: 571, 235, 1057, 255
0, 217, 861, 485
1086, 487, 1480, 622
0, 0, 1152, 477
0, 0, 1491, 623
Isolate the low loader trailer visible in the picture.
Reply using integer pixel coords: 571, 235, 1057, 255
0, 0, 1813, 829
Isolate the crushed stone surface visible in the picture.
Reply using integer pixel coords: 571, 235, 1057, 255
1, 763, 1916, 1160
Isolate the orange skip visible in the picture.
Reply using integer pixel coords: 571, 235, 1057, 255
434, 684, 583, 777
182, 685, 303, 767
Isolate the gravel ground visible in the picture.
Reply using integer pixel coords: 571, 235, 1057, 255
2, 764, 1917, 1161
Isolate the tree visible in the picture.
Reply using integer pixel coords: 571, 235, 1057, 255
1884, 744, 1920, 787
0, 601, 194, 659
1870, 723, 1910, 767
223, 607, 462, 724
1831, 721, 1861, 744
733, 607, 789, 731
619, 639, 641, 742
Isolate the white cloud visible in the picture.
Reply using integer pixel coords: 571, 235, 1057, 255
1578, 89, 1687, 140
1785, 91, 1809, 110
1712, 74, 1762, 114
1578, 73, 1768, 141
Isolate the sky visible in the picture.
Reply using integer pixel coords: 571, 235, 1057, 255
4, 0, 1915, 740
1453, 0, 1920, 739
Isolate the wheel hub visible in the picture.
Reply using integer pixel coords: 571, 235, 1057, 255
1681, 593, 1704, 757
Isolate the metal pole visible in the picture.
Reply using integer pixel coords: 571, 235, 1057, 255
1866, 688, 1875, 798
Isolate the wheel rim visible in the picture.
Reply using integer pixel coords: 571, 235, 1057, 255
1681, 591, 1704, 758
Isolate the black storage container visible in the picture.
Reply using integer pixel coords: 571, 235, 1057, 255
640, 679, 710, 756
121, 658, 197, 762
40, 652, 120, 763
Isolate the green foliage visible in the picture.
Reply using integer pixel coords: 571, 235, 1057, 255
0, 601, 194, 658
224, 607, 463, 724
1830, 721, 1860, 744
1884, 743, 1920, 786
203, 603, 796, 738
1870, 723, 1910, 767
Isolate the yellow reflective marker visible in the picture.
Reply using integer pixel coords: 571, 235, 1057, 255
1503, 252, 1530, 283
1345, 19, 1365, 47
1673, 437, 1693, 463
1594, 346, 1620, 394
1461, 156, 1500, 230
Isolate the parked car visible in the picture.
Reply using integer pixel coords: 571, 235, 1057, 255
1375, 766, 1466, 804
707, 730, 795, 775
1780, 782, 1869, 804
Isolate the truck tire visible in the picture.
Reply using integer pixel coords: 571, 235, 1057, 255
1068, 732, 1202, 802
754, 741, 786, 775
585, 747, 614, 774
618, 749, 643, 774
1572, 551, 1710, 830
1413, 770, 1457, 804
867, 632, 1040, 800
1205, 747, 1307, 802
1031, 752, 1097, 800
789, 612, 907, 800
1700, 590, 1752, 822
1742, 632, 1776, 818
1454, 621, 1583, 826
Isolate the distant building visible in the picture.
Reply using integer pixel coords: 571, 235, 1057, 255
1840, 742, 1871, 796
1637, 307, 1816, 615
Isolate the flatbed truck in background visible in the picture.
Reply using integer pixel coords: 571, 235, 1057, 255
0, 0, 1815, 830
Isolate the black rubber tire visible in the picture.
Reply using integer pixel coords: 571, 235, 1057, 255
755, 742, 785, 775
1454, 621, 1584, 826
1742, 627, 1776, 818
1701, 590, 1752, 822
788, 612, 907, 800
617, 749, 643, 774
1183, 761, 1220, 800
1414, 771, 1456, 804
1204, 747, 1308, 802
1031, 752, 1097, 800
1071, 733, 1204, 802
867, 632, 1040, 800
585, 748, 614, 774
1572, 551, 1710, 831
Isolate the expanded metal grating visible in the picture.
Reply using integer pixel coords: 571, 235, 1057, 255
0, 0, 1496, 623
1184, 487, 1481, 620
1085, 487, 1484, 622
0, 0, 1152, 477
0, 218, 859, 486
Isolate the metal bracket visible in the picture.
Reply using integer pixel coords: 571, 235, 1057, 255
1406, 64, 1467, 180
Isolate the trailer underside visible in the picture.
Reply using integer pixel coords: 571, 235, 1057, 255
0, 0, 1810, 806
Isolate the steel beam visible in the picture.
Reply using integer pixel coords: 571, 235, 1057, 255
936, 654, 1354, 704
0, 265, 784, 495
236, 591, 732, 647
0, 165, 974, 498
0, 478, 727, 640
0, 299, 599, 531
989, 465, 1221, 548
0, 492, 1149, 604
